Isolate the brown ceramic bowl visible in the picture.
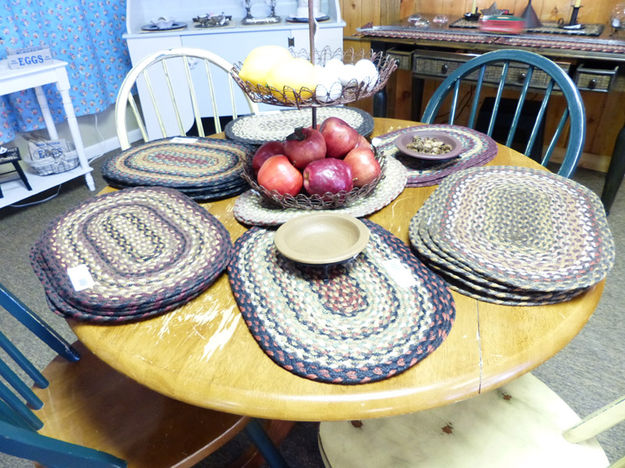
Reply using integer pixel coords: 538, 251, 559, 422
274, 213, 369, 266
395, 131, 462, 161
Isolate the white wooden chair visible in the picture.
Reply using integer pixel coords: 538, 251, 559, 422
319, 372, 625, 468
115, 47, 259, 149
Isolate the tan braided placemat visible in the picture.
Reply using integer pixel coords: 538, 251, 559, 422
233, 156, 407, 226
225, 107, 374, 145
410, 166, 614, 295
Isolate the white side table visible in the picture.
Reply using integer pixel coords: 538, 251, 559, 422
0, 59, 95, 208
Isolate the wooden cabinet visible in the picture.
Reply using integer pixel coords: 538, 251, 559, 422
124, 0, 345, 139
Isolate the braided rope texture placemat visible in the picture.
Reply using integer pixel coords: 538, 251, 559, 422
375, 124, 497, 187
233, 156, 407, 227
30, 187, 233, 323
409, 166, 614, 305
228, 220, 455, 384
449, 19, 604, 36
225, 107, 374, 145
101, 136, 252, 200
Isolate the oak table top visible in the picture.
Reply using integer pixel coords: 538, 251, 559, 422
69, 118, 605, 422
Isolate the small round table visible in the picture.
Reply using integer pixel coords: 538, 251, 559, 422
69, 117, 604, 421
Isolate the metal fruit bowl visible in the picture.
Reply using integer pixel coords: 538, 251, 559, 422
231, 48, 398, 109
241, 149, 387, 210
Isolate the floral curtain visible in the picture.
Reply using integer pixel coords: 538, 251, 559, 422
0, 0, 131, 144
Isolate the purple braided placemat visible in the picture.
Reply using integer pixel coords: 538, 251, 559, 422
31, 187, 232, 321
227, 219, 455, 384
375, 124, 497, 187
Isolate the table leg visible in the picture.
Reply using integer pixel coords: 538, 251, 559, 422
244, 419, 289, 468
54, 73, 95, 192
601, 125, 625, 215
34, 86, 59, 141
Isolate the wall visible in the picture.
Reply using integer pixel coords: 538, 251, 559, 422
339, 0, 624, 172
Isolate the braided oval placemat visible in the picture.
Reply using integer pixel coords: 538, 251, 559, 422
30, 244, 215, 323
411, 166, 614, 293
374, 124, 497, 187
233, 156, 407, 227
101, 136, 252, 191
228, 220, 455, 384
409, 207, 586, 304
31, 187, 232, 318
224, 107, 374, 145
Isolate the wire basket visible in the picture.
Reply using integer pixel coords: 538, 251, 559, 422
231, 47, 398, 109
242, 148, 387, 210
25, 139, 79, 176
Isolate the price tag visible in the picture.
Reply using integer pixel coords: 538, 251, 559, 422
171, 137, 197, 144
381, 259, 417, 289
67, 264, 95, 292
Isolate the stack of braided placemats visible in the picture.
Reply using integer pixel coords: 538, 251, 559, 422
101, 136, 253, 201
30, 187, 233, 323
409, 166, 615, 306
224, 107, 374, 145
227, 220, 455, 384
375, 124, 498, 187
234, 156, 407, 227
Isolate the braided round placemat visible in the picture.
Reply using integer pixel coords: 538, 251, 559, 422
410, 207, 586, 304
410, 166, 614, 294
375, 124, 497, 187
31, 187, 232, 319
233, 156, 407, 227
228, 220, 455, 384
225, 107, 374, 145
101, 137, 252, 193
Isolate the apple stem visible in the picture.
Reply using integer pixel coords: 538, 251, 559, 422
287, 127, 307, 141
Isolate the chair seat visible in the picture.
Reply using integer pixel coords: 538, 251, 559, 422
318, 373, 609, 468
33, 341, 249, 468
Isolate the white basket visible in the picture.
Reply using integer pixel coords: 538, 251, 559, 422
25, 139, 79, 176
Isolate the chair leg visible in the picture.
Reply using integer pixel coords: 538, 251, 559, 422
244, 419, 289, 468
601, 125, 625, 215
11, 162, 32, 191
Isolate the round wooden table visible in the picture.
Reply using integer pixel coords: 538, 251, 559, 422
69, 118, 605, 421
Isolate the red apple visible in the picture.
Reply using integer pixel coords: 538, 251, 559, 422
252, 140, 284, 174
354, 134, 372, 151
319, 117, 359, 158
283, 127, 327, 170
257, 155, 303, 196
344, 146, 381, 187
303, 158, 353, 195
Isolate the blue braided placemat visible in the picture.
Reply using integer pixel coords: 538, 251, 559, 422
228, 219, 455, 384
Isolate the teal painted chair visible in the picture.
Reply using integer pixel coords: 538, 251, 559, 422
421, 49, 586, 178
0, 283, 288, 468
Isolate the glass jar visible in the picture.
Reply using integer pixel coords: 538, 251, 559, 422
610, 3, 625, 29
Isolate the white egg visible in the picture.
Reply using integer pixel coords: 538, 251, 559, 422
324, 58, 344, 73
315, 64, 342, 102
338, 63, 360, 87
355, 59, 379, 91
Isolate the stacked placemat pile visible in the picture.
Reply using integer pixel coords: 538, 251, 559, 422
30, 187, 233, 323
101, 137, 253, 201
409, 166, 615, 305
228, 220, 455, 384
375, 124, 498, 187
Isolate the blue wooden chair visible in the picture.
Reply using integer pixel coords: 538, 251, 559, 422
0, 283, 288, 468
421, 49, 586, 178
